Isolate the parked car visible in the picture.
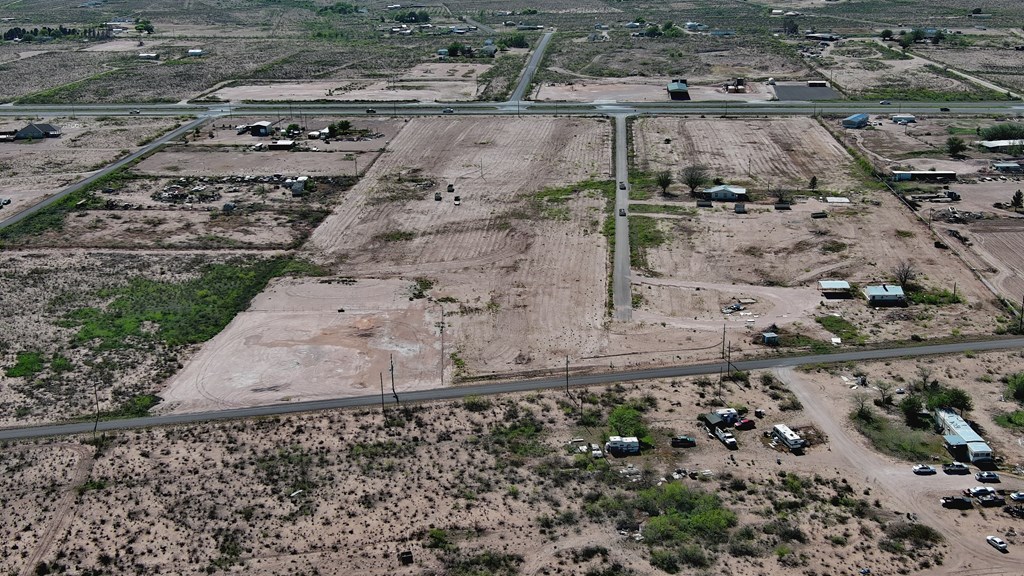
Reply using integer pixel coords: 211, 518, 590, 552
734, 418, 756, 430
453, 195, 461, 205
670, 436, 697, 448
365, 108, 377, 114
976, 471, 1000, 483
912, 464, 936, 475
1010, 491, 1024, 502
942, 462, 969, 474
442, 108, 455, 114
987, 535, 1008, 551
965, 486, 996, 498
618, 182, 626, 190
940, 496, 973, 509
618, 208, 627, 217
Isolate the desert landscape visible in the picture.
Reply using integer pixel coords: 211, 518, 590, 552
3, 0, 1024, 574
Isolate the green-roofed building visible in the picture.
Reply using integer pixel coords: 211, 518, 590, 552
667, 78, 690, 101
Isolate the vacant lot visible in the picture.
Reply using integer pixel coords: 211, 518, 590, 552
534, 78, 773, 102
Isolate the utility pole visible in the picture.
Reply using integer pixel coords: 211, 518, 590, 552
92, 379, 99, 445
380, 372, 386, 417
390, 354, 399, 406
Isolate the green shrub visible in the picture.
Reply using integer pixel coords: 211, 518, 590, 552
5, 352, 44, 378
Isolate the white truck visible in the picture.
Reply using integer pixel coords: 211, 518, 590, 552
714, 427, 738, 450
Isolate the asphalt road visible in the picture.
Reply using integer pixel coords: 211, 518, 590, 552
3, 337, 1022, 441
508, 31, 553, 103
612, 114, 632, 321
0, 116, 208, 231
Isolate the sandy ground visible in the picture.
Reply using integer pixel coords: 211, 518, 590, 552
213, 64, 492, 102
0, 116, 180, 216
81, 39, 168, 52
817, 39, 983, 96
5, 350, 1024, 575
133, 147, 369, 177
534, 80, 773, 103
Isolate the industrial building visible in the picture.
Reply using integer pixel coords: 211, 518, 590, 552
842, 113, 869, 129
934, 408, 993, 464
864, 284, 905, 305
891, 170, 957, 182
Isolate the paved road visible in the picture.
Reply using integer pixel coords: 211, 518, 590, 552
0, 116, 208, 231
612, 114, 632, 321
508, 31, 553, 103
2, 337, 1022, 441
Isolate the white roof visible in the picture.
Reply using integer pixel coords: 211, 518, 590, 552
818, 280, 851, 290
978, 139, 1024, 149
705, 184, 747, 194
825, 196, 850, 203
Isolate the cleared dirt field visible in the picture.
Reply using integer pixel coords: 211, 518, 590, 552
534, 80, 772, 102
954, 219, 1024, 302
134, 148, 368, 178
633, 117, 859, 192
162, 117, 612, 411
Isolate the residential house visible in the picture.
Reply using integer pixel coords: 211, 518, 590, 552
864, 284, 905, 306
15, 123, 61, 140
703, 184, 747, 201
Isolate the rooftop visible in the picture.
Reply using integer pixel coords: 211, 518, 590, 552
817, 280, 851, 290
865, 285, 905, 298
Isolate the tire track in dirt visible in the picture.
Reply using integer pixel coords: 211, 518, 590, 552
16, 444, 94, 576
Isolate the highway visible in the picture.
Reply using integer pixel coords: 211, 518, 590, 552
612, 114, 632, 321
2, 336, 1022, 441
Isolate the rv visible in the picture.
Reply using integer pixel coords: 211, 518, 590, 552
772, 424, 806, 452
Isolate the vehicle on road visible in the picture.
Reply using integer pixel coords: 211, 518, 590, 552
1010, 491, 1024, 502
987, 535, 1008, 551
670, 436, 696, 448
618, 182, 626, 190
976, 471, 1000, 483
942, 462, 969, 474
912, 464, 936, 475
618, 208, 626, 217
964, 486, 996, 498
129, 109, 141, 114
365, 108, 376, 114
1, 198, 9, 205
453, 196, 461, 205
442, 108, 455, 114
940, 107, 950, 112
879, 100, 891, 105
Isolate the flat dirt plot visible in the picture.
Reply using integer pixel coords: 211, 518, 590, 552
159, 278, 441, 413
534, 79, 772, 102
134, 147, 369, 177
0, 50, 115, 102
633, 116, 859, 192
81, 39, 169, 52
958, 219, 1024, 302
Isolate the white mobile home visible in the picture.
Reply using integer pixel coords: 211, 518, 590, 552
772, 424, 806, 451
604, 435, 640, 455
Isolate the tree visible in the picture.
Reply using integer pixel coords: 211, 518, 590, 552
931, 30, 945, 44
880, 29, 893, 40
898, 35, 914, 50
892, 260, 919, 289
1011, 190, 1023, 211
680, 165, 709, 196
286, 123, 300, 134
662, 20, 674, 31
928, 387, 974, 415
447, 42, 465, 57
608, 406, 649, 439
808, 175, 818, 190
1007, 372, 1024, 402
946, 136, 967, 157
852, 393, 872, 421
655, 170, 673, 195
334, 120, 351, 134
876, 381, 895, 405
899, 394, 924, 426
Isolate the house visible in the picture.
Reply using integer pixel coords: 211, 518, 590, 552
268, 139, 295, 150
978, 139, 1024, 152
250, 121, 273, 137
817, 279, 852, 297
772, 424, 806, 452
704, 184, 747, 201
864, 284, 905, 305
890, 170, 957, 182
604, 435, 640, 455
15, 123, 61, 140
666, 79, 690, 101
992, 161, 1023, 172
842, 113, 869, 129
934, 408, 993, 464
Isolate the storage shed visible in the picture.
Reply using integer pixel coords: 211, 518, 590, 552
817, 280, 851, 296
667, 79, 690, 101
842, 113, 869, 129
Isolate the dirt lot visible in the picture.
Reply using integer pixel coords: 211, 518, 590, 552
633, 117, 859, 192
0, 116, 180, 216
4, 350, 1024, 575
134, 148, 368, 178
212, 64, 493, 103
534, 79, 773, 102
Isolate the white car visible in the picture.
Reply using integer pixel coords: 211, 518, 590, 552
912, 464, 936, 475
1010, 492, 1024, 502
965, 486, 996, 498
987, 535, 1008, 551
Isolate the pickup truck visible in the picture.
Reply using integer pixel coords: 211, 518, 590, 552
714, 427, 738, 450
